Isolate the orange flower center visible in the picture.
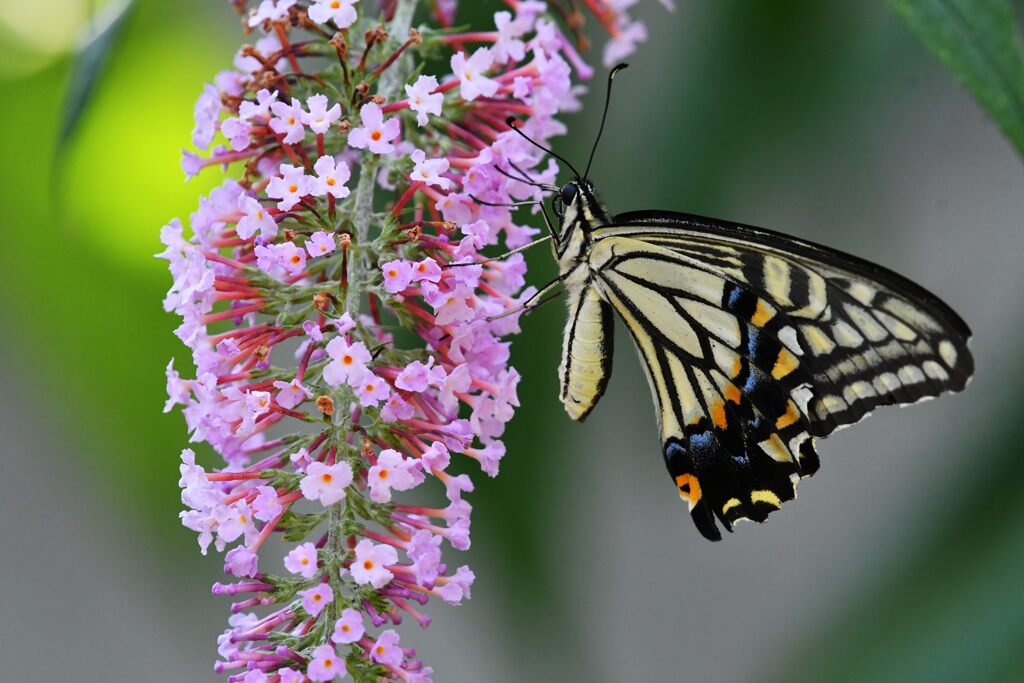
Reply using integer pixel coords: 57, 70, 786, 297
371, 130, 382, 141
379, 469, 389, 480
322, 473, 333, 483
326, 177, 336, 186
289, 184, 298, 193
363, 560, 374, 570
342, 355, 353, 365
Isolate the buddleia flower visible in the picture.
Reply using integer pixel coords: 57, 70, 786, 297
161, 0, 661, 679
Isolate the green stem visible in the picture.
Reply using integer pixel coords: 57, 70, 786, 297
326, 0, 419, 626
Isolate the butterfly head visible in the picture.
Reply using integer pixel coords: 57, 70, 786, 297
551, 178, 607, 230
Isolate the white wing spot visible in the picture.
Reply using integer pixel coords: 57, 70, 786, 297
923, 360, 950, 382
778, 325, 803, 355
897, 365, 926, 385
832, 320, 864, 348
938, 340, 958, 368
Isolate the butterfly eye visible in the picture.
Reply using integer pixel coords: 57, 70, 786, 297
559, 181, 578, 207
551, 194, 565, 219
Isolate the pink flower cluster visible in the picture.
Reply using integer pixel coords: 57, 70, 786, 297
162, 1, 654, 680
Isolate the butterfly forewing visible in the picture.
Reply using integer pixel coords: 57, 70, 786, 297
569, 210, 972, 540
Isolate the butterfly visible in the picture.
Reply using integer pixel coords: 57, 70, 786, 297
503, 64, 974, 541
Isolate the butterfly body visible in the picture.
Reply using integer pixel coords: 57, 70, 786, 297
548, 179, 973, 541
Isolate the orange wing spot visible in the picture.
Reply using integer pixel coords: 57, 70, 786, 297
751, 299, 775, 327
710, 401, 728, 429
775, 400, 800, 429
725, 383, 742, 404
674, 473, 702, 507
730, 357, 743, 378
772, 348, 799, 380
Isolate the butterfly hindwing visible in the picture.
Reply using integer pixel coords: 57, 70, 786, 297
589, 238, 817, 539
580, 212, 971, 540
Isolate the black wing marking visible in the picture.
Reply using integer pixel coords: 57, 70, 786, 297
585, 215, 972, 540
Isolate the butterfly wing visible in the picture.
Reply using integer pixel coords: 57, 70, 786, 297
586, 211, 972, 541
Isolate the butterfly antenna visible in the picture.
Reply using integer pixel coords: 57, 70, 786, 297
506, 117, 582, 179
583, 62, 629, 180
495, 164, 558, 192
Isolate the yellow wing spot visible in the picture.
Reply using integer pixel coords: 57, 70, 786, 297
675, 473, 702, 508
710, 401, 728, 429
772, 348, 799, 380
722, 497, 742, 514
725, 383, 742, 404
775, 400, 800, 429
751, 489, 782, 508
751, 300, 775, 327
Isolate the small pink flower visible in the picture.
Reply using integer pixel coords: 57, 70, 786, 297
381, 393, 415, 421
192, 84, 220, 150
306, 644, 345, 681
305, 231, 337, 258
308, 0, 358, 28
277, 668, 305, 683
353, 370, 391, 408
300, 582, 334, 617
266, 164, 311, 211
269, 97, 306, 144
405, 74, 443, 126
348, 102, 400, 154
323, 338, 371, 386
380, 259, 414, 294
235, 195, 277, 240
284, 541, 319, 579
333, 312, 356, 334
370, 629, 403, 667
299, 461, 353, 506
493, 10, 531, 63
451, 48, 499, 101
407, 529, 443, 585
277, 242, 307, 276
224, 546, 258, 577
241, 670, 269, 683
238, 88, 277, 121
330, 607, 365, 644
272, 377, 312, 409
252, 485, 283, 521
411, 257, 443, 283
350, 539, 398, 588
421, 441, 451, 472
301, 94, 341, 134
310, 155, 351, 199
410, 149, 452, 189
220, 117, 252, 151
248, 0, 296, 27
436, 565, 475, 605
367, 448, 417, 503
603, 19, 648, 67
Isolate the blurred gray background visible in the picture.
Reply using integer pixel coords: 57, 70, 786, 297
1, 1, 1022, 681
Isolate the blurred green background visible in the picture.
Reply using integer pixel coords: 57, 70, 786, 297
1, 1, 1022, 681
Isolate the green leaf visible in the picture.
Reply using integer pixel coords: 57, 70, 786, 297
57, 0, 137, 151
887, 0, 1024, 157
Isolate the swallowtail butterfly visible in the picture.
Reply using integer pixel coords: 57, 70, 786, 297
505, 65, 973, 541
